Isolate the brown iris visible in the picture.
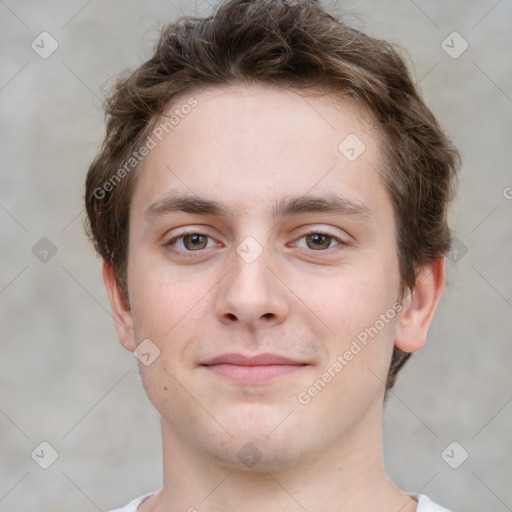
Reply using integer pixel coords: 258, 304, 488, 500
182, 234, 208, 250
305, 233, 332, 250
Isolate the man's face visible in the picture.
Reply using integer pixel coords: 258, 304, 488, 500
123, 84, 403, 470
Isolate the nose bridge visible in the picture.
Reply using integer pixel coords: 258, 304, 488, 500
215, 232, 289, 328
233, 235, 272, 295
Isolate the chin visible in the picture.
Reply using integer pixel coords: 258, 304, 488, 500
200, 411, 319, 472
206, 433, 310, 473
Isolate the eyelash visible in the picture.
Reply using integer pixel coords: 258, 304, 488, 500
164, 229, 346, 256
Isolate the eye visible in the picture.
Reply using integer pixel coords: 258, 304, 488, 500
165, 231, 218, 254
294, 230, 345, 251
164, 229, 346, 257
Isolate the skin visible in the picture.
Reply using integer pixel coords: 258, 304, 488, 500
103, 83, 445, 512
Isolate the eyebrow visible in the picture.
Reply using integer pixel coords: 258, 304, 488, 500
144, 192, 374, 222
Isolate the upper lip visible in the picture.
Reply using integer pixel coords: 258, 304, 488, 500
201, 353, 307, 366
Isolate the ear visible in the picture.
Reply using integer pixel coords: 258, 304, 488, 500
394, 257, 446, 353
102, 260, 136, 352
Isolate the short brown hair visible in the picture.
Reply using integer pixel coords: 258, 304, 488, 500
85, 0, 460, 390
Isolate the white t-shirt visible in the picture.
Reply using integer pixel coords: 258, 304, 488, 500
107, 492, 453, 511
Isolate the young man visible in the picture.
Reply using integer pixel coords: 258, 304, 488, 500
85, 1, 460, 510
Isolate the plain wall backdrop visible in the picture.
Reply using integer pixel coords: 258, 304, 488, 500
1, 1, 511, 511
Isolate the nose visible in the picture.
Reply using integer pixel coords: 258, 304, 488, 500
215, 241, 290, 331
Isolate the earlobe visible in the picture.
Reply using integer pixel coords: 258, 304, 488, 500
102, 261, 137, 352
394, 258, 446, 353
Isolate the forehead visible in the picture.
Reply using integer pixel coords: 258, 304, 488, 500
155, 83, 380, 159
130, 83, 389, 223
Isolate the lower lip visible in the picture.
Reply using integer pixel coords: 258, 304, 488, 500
203, 364, 306, 383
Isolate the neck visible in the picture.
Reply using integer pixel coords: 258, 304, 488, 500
141, 402, 417, 512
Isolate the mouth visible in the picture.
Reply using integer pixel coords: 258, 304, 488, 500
200, 353, 309, 383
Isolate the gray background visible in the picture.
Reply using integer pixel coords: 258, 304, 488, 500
1, 1, 511, 511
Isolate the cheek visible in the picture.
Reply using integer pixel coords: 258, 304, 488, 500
301, 259, 400, 386
301, 296, 398, 423
127, 261, 209, 384
128, 270, 202, 419
305, 262, 399, 334
128, 254, 198, 336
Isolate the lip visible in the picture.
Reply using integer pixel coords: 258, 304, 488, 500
200, 353, 308, 383
201, 353, 306, 366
